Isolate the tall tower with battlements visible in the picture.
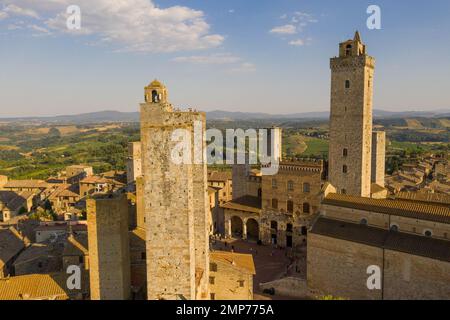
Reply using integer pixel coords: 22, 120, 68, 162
329, 32, 375, 197
140, 80, 209, 300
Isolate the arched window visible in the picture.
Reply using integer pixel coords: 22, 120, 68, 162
286, 223, 293, 232
345, 44, 352, 56
272, 198, 278, 209
345, 80, 350, 89
390, 224, 399, 232
303, 183, 311, 193
360, 218, 368, 226
343, 148, 348, 157
343, 165, 348, 174
303, 203, 310, 214
152, 90, 159, 103
287, 200, 294, 213
287, 180, 294, 191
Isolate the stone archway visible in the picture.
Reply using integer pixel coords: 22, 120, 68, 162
231, 216, 243, 238
246, 218, 259, 241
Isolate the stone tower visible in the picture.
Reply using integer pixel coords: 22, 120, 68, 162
371, 131, 386, 187
126, 142, 142, 184
87, 194, 131, 300
140, 80, 210, 300
329, 31, 375, 197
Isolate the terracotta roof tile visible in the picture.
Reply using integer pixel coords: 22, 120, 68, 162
323, 193, 450, 224
211, 251, 256, 274
221, 195, 261, 214
0, 272, 88, 300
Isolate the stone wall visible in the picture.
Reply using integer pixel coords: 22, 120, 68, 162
384, 250, 450, 299
87, 195, 131, 300
209, 260, 253, 300
307, 233, 383, 300
308, 232, 450, 300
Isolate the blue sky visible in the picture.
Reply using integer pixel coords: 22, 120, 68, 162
0, 0, 449, 117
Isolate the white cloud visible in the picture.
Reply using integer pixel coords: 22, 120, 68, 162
0, 0, 224, 53
3, 4, 40, 19
271, 12, 317, 46
0, 11, 8, 20
269, 24, 297, 35
289, 39, 305, 46
228, 9, 235, 14
29, 24, 51, 35
173, 53, 241, 65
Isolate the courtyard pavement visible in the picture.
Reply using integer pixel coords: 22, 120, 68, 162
211, 238, 307, 300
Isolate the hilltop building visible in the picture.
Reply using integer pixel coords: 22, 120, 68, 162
306, 32, 450, 300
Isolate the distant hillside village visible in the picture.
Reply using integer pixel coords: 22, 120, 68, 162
1, 33, 450, 300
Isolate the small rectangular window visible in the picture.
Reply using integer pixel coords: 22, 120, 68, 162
210, 293, 216, 300
238, 280, 245, 287
209, 277, 215, 285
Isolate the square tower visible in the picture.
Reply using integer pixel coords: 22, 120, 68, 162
371, 131, 386, 187
87, 194, 131, 300
140, 80, 210, 300
126, 142, 142, 184
329, 32, 375, 197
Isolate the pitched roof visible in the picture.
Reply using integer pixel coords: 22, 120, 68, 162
311, 217, 450, 262
208, 171, 232, 182
3, 180, 48, 189
63, 234, 88, 256
322, 193, 450, 224
0, 272, 88, 300
0, 227, 26, 269
211, 251, 256, 274
221, 195, 262, 214
395, 192, 450, 207
0, 190, 34, 211
80, 175, 125, 186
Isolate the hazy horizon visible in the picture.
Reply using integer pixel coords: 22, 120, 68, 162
1, 0, 450, 117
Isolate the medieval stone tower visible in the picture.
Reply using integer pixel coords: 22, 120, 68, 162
87, 195, 131, 300
140, 80, 210, 300
329, 32, 375, 197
